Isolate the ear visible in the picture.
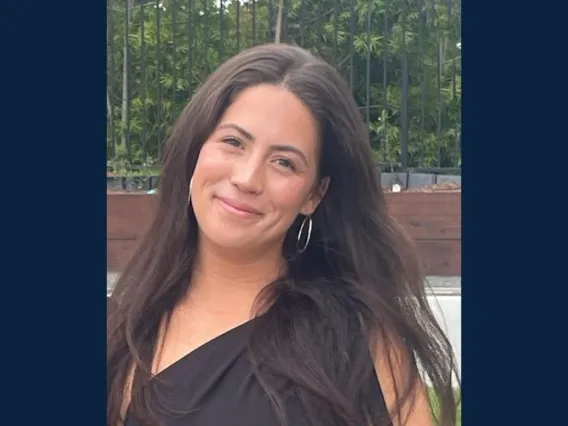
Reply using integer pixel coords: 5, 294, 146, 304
300, 177, 330, 216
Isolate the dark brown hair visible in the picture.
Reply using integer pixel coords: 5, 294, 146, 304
107, 43, 460, 426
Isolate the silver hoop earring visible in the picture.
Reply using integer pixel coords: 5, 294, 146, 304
187, 177, 194, 205
296, 215, 313, 253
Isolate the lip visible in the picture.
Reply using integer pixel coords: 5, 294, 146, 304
216, 196, 262, 217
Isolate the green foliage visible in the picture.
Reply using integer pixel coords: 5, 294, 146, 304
107, 0, 461, 170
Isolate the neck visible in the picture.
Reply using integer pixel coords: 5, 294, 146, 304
185, 238, 285, 319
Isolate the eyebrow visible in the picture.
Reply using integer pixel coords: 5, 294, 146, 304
217, 123, 254, 141
216, 122, 309, 167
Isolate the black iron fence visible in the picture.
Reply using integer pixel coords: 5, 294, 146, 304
107, 0, 461, 176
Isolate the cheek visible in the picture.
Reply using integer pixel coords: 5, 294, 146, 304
268, 177, 312, 212
193, 143, 231, 184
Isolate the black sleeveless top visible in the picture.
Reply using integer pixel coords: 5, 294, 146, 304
124, 320, 388, 426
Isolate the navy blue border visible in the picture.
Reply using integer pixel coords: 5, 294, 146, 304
463, 2, 563, 425
2, 1, 106, 422
2, 0, 562, 423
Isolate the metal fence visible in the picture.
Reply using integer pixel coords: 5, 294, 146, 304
107, 0, 461, 175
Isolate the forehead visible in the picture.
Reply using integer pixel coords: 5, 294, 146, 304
219, 84, 319, 151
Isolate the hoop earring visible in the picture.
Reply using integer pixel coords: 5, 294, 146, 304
187, 177, 193, 205
296, 215, 313, 253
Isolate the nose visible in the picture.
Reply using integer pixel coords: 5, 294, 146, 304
229, 155, 264, 194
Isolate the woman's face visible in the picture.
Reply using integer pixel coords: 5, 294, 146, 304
191, 84, 327, 252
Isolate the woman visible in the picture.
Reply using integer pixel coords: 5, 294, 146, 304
107, 43, 460, 426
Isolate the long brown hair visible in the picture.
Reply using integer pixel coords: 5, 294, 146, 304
107, 43, 460, 426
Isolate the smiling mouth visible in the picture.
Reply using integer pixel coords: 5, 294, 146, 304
216, 197, 262, 218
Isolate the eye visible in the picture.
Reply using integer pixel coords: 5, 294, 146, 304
221, 136, 243, 148
274, 158, 296, 171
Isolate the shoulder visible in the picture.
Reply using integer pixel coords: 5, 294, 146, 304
372, 329, 434, 426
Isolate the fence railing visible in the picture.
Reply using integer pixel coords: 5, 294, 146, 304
107, 0, 461, 175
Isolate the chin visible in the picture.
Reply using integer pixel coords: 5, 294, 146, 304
200, 227, 257, 250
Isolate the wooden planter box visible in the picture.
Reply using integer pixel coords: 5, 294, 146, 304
107, 191, 461, 276
385, 192, 461, 276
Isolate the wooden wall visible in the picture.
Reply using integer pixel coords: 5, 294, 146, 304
107, 191, 461, 276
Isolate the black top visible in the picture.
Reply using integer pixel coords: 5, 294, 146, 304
124, 320, 388, 426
